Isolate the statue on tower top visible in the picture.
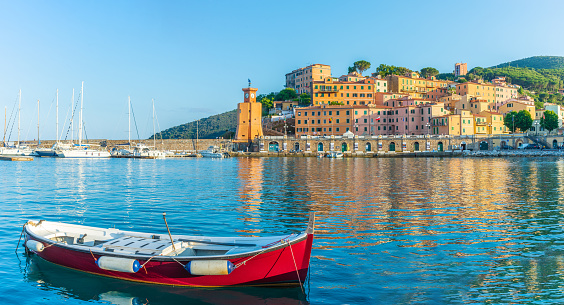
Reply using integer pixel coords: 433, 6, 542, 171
248, 78, 251, 88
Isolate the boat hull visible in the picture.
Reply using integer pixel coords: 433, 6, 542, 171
35, 149, 58, 157
27, 233, 313, 287
59, 150, 111, 158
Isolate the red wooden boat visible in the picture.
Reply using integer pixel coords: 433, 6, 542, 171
23, 213, 314, 287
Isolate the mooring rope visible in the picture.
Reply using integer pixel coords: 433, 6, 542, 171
287, 240, 304, 294
234, 239, 286, 268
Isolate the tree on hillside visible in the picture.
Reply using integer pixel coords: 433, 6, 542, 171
395, 67, 412, 76
274, 88, 298, 101
373, 64, 412, 77
420, 67, 439, 79
540, 110, 559, 134
298, 93, 311, 106
348, 66, 357, 74
516, 110, 533, 132
353, 60, 371, 76
504, 111, 518, 133
259, 97, 273, 115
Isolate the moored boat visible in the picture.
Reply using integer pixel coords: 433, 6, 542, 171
23, 213, 315, 287
200, 146, 229, 158
326, 151, 344, 158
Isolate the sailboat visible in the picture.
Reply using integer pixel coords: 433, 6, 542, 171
111, 98, 165, 159
1, 90, 34, 157
132, 99, 166, 159
57, 82, 110, 158
35, 89, 71, 157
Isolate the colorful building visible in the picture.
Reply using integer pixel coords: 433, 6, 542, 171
432, 110, 474, 136
235, 87, 263, 142
285, 64, 331, 95
387, 73, 451, 100
455, 82, 497, 103
454, 63, 468, 77
311, 77, 384, 106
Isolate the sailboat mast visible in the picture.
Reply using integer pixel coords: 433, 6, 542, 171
152, 99, 156, 148
37, 99, 40, 146
128, 96, 131, 148
3, 106, 6, 144
79, 81, 83, 146
71, 88, 74, 144
56, 89, 59, 143
18, 89, 21, 147
196, 120, 199, 153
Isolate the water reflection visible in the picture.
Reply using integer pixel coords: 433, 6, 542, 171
9, 156, 564, 304
21, 255, 308, 305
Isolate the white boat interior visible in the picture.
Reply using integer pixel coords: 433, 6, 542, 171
26, 220, 301, 258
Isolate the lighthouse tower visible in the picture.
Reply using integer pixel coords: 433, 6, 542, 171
234, 85, 263, 143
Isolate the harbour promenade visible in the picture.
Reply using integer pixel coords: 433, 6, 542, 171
31, 133, 564, 157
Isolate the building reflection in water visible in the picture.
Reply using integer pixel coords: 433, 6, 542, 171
236, 157, 264, 233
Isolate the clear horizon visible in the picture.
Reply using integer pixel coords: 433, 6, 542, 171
1, 0, 563, 141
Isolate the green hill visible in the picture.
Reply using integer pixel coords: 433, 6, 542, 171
151, 109, 237, 139
492, 56, 564, 70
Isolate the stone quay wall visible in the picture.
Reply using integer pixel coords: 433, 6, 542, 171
31, 134, 564, 155
255, 134, 551, 153
34, 139, 232, 152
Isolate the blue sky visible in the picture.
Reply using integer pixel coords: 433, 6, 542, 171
1, 0, 563, 140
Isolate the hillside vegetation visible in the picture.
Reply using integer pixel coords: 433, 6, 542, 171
151, 109, 237, 139
492, 56, 564, 70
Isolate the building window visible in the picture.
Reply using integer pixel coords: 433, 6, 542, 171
298, 120, 301, 124
336, 127, 340, 132
346, 119, 350, 123
346, 111, 350, 115
336, 119, 340, 123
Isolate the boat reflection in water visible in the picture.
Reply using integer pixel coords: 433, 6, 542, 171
21, 255, 309, 305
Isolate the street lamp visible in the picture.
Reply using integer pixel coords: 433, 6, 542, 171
425, 123, 430, 151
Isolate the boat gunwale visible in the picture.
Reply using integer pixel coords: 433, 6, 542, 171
24, 221, 310, 261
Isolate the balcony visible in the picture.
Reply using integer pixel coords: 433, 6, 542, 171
318, 87, 340, 93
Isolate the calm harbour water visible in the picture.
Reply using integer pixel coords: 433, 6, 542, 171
2, 156, 564, 304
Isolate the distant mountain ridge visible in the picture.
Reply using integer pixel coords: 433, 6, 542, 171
491, 56, 564, 70
152, 109, 237, 139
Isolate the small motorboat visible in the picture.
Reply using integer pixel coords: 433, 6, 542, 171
326, 151, 344, 158
22, 213, 315, 287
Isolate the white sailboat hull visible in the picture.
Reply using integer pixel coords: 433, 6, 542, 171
59, 149, 110, 158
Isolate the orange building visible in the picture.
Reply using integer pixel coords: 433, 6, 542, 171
294, 105, 355, 136
285, 64, 331, 95
311, 77, 383, 106
234, 87, 263, 142
454, 63, 467, 77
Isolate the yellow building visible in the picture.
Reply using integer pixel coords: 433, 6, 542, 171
479, 111, 507, 134
456, 82, 497, 103
469, 99, 490, 115
285, 64, 331, 95
432, 110, 474, 135
497, 99, 535, 117
387, 73, 451, 99
234, 87, 263, 142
